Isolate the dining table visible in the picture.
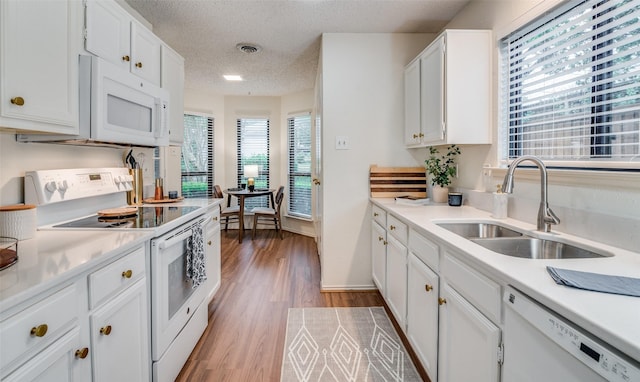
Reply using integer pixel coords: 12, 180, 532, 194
224, 188, 275, 243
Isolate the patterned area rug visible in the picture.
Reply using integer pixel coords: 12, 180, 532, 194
281, 307, 421, 381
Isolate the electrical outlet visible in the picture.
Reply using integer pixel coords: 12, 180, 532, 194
335, 136, 350, 150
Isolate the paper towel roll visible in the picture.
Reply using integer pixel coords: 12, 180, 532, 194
0, 204, 36, 240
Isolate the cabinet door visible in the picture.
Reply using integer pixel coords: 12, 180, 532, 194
404, 58, 421, 146
420, 36, 445, 144
0, 0, 79, 133
3, 329, 90, 382
131, 21, 161, 86
406, 254, 439, 381
386, 235, 407, 330
90, 279, 149, 382
371, 221, 387, 296
438, 282, 501, 382
205, 215, 222, 302
84, 0, 131, 71
161, 45, 185, 145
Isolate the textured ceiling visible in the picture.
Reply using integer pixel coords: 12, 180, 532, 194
124, 0, 470, 96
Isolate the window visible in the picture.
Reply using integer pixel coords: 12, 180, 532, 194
501, 0, 640, 169
287, 114, 312, 219
237, 118, 270, 208
181, 114, 214, 198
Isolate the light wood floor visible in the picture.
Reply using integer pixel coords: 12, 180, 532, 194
175, 229, 428, 381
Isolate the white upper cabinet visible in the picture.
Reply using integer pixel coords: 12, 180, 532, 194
161, 44, 185, 145
131, 21, 162, 86
84, 0, 131, 72
85, 0, 161, 86
403, 58, 422, 145
404, 30, 492, 147
0, 0, 80, 134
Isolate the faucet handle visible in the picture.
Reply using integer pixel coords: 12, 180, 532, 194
544, 207, 560, 226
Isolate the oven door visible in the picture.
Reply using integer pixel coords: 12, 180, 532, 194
150, 221, 207, 360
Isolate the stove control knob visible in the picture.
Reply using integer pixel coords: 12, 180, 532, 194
114, 176, 123, 185
45, 181, 57, 192
57, 180, 69, 192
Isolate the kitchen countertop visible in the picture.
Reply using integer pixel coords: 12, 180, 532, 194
0, 230, 150, 316
0, 197, 224, 317
371, 198, 640, 363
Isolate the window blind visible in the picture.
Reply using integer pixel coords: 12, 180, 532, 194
181, 114, 214, 198
501, 0, 640, 167
237, 118, 270, 209
287, 114, 312, 219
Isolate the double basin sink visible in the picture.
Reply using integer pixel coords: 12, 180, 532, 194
437, 222, 612, 259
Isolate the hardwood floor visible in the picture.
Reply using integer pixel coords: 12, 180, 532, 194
176, 230, 428, 381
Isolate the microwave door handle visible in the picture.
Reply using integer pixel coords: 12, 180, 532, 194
155, 99, 168, 138
157, 229, 193, 250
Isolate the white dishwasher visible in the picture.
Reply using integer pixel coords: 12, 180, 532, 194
503, 286, 640, 382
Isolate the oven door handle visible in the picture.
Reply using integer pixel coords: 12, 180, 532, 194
157, 229, 193, 250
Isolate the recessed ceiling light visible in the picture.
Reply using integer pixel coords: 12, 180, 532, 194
236, 43, 262, 54
223, 75, 243, 81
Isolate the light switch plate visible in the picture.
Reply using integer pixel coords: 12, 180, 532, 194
335, 136, 350, 150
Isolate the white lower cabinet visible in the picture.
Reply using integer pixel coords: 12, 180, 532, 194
3, 328, 87, 382
386, 235, 407, 329
371, 220, 387, 296
0, 244, 149, 382
90, 278, 149, 382
88, 246, 149, 381
205, 209, 222, 302
406, 253, 439, 381
370, 203, 504, 382
437, 282, 501, 382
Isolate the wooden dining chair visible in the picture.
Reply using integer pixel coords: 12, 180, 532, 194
214, 185, 243, 231
251, 186, 285, 239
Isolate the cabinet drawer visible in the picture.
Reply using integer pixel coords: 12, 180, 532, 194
0, 284, 78, 374
207, 208, 220, 226
372, 204, 386, 227
387, 214, 408, 245
409, 229, 439, 272
442, 252, 501, 323
89, 246, 145, 309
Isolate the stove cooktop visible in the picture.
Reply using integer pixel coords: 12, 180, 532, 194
54, 206, 201, 229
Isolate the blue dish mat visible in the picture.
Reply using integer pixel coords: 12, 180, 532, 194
547, 266, 640, 298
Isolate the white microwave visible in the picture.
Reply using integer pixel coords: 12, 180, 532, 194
18, 55, 169, 147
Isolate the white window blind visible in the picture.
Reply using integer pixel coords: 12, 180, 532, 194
237, 118, 270, 209
501, 0, 640, 168
181, 114, 214, 198
287, 114, 312, 219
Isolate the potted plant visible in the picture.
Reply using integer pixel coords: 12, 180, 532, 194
425, 145, 461, 203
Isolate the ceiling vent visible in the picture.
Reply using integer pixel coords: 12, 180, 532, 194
236, 43, 261, 54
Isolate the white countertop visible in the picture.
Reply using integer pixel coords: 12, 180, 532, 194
0, 230, 150, 314
371, 198, 640, 363
0, 197, 224, 316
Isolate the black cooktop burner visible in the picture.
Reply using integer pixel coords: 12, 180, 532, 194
54, 206, 201, 229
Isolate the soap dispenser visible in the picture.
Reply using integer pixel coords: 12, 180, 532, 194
492, 184, 508, 219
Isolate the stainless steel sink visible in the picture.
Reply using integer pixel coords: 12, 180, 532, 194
437, 222, 524, 239
470, 237, 612, 259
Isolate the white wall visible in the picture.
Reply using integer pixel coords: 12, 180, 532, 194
319, 33, 435, 289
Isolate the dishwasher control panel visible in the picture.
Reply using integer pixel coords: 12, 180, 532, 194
505, 287, 640, 382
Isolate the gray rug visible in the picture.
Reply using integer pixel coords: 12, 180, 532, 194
281, 307, 421, 382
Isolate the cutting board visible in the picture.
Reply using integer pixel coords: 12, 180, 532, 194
97, 207, 138, 217
369, 165, 427, 198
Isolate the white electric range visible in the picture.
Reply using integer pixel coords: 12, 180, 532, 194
24, 168, 210, 382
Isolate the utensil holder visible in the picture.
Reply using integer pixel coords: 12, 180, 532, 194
127, 168, 144, 206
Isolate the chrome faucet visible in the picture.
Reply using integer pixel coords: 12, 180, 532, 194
501, 155, 560, 233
